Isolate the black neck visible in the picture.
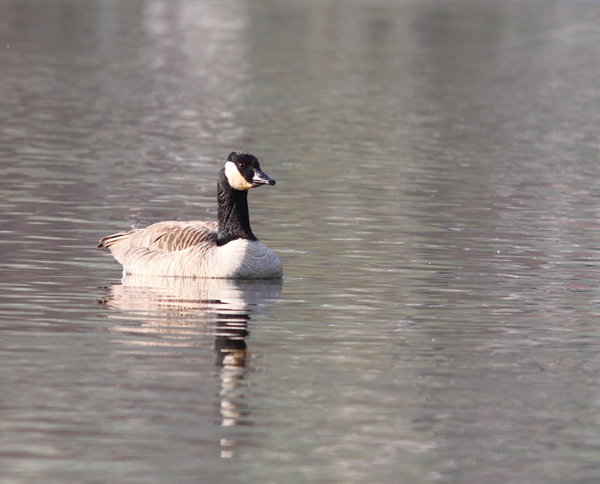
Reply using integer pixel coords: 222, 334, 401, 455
216, 174, 257, 246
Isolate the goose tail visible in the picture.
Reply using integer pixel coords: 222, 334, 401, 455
97, 232, 130, 249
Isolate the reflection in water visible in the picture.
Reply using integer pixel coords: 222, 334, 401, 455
100, 275, 282, 458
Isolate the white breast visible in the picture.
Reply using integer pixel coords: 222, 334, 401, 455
202, 239, 283, 279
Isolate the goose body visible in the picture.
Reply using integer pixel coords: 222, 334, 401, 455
98, 152, 283, 279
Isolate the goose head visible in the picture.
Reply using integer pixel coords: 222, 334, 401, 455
223, 151, 276, 191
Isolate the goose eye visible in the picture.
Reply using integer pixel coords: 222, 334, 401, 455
238, 162, 246, 170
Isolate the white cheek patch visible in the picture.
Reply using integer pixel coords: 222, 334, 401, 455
225, 161, 254, 191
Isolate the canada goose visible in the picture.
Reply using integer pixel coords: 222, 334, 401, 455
97, 151, 283, 278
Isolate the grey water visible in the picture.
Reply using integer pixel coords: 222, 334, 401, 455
2, 0, 600, 482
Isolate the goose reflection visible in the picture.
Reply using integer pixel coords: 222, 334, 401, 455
99, 274, 282, 458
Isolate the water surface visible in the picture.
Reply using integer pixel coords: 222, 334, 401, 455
2, 0, 600, 482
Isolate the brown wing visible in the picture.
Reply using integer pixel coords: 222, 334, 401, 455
98, 221, 218, 253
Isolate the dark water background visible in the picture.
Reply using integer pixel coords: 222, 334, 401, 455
2, 0, 600, 482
